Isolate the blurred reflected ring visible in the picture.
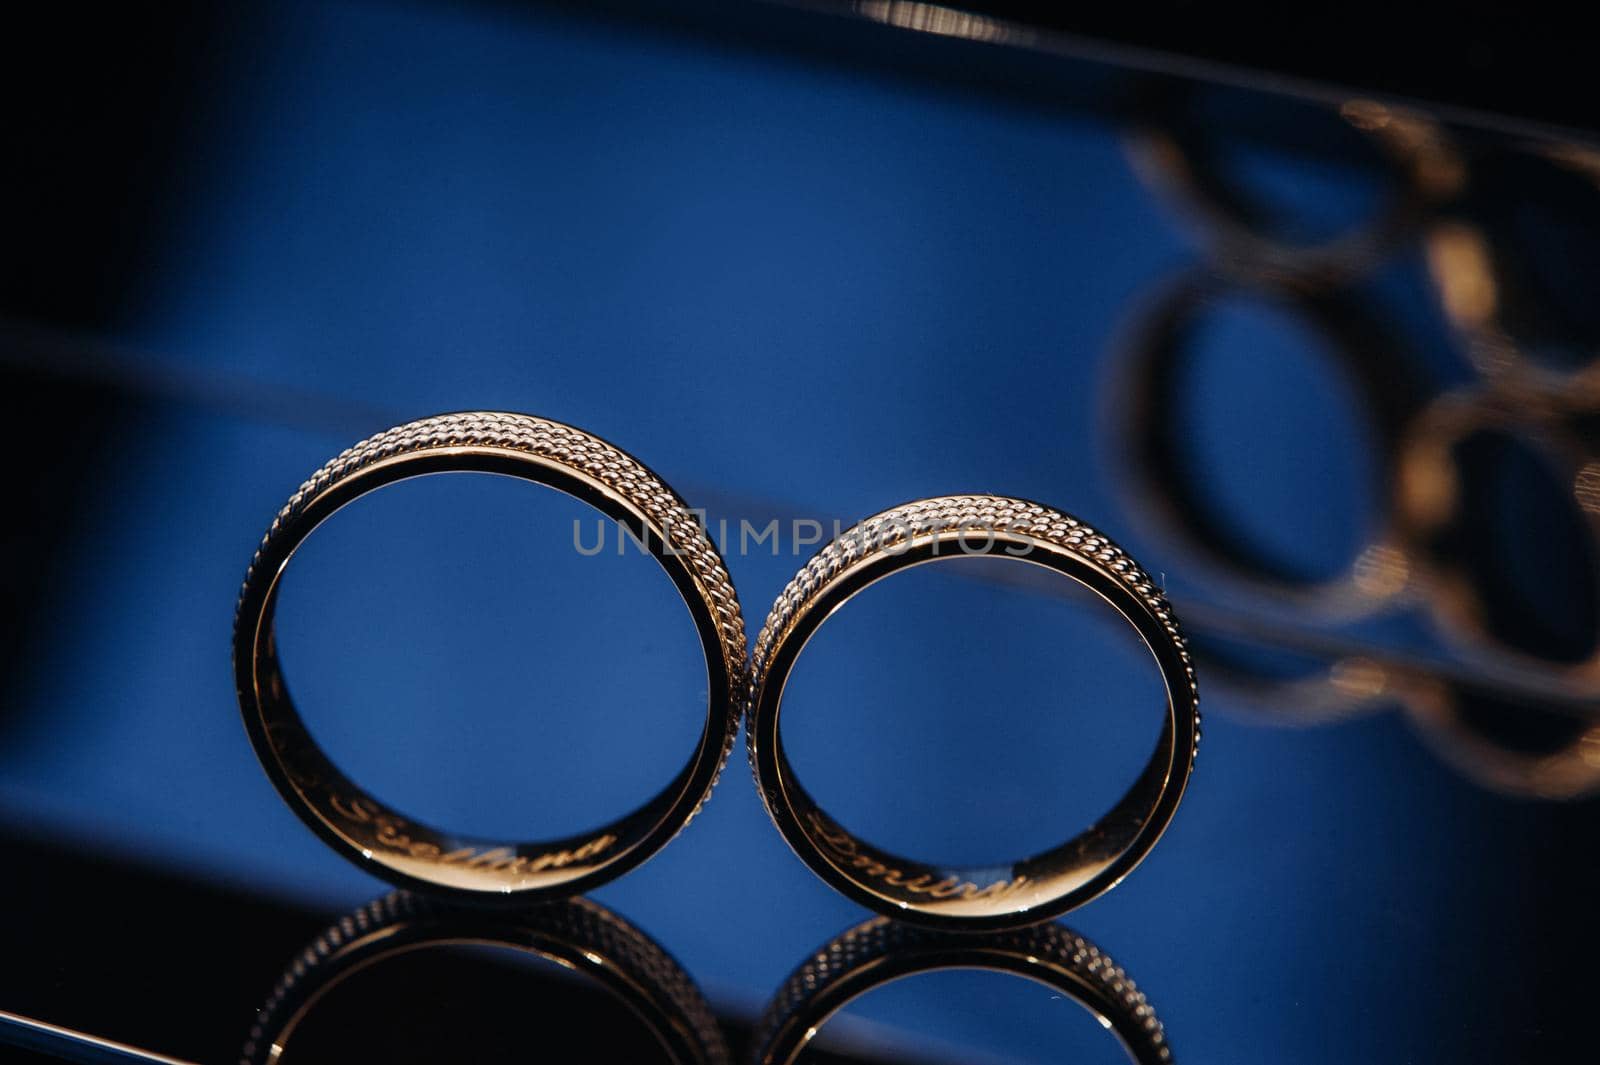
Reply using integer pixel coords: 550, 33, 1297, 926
1108, 274, 1419, 619
747, 495, 1199, 931
1397, 673, 1600, 800
241, 892, 730, 1065
233, 411, 747, 904
751, 916, 1172, 1065
1125, 97, 1456, 284
1396, 379, 1600, 684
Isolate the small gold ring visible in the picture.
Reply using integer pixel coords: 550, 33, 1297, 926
750, 916, 1173, 1064
747, 495, 1199, 930
233, 411, 746, 903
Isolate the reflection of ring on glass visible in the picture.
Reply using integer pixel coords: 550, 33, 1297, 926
1186, 627, 1392, 728
241, 891, 729, 1065
1396, 380, 1600, 684
233, 412, 747, 904
750, 915, 1172, 1065
747, 495, 1199, 931
1426, 145, 1600, 379
1107, 274, 1419, 619
1190, 628, 1600, 799
1126, 91, 1457, 284
1398, 671, 1600, 800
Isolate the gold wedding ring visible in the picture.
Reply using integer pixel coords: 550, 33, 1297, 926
747, 495, 1199, 930
234, 412, 746, 903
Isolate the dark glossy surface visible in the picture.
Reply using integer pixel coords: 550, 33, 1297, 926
4, 2, 1598, 1062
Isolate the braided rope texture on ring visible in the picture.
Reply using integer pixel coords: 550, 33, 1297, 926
240, 892, 731, 1065
236, 411, 749, 825
750, 916, 1172, 1063
748, 495, 1200, 780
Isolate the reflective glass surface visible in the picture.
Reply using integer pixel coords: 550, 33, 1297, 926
3, 3, 1596, 1062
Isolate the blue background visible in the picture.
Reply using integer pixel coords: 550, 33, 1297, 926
0, 2, 1547, 1062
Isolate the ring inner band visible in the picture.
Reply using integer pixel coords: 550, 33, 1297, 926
238, 436, 739, 899
751, 506, 1197, 927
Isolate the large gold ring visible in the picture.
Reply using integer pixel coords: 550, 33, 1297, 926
747, 495, 1199, 930
233, 412, 747, 903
